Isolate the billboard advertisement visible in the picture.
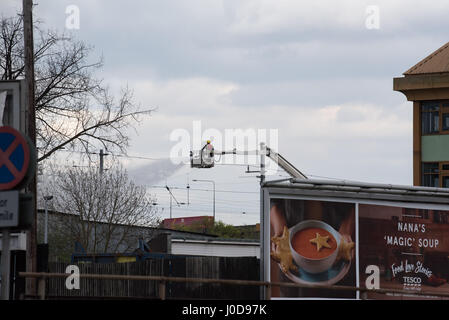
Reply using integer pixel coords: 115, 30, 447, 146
359, 203, 449, 299
268, 196, 449, 299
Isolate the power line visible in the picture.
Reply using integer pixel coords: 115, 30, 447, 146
147, 185, 259, 195
56, 149, 168, 161
153, 191, 259, 207
114, 154, 169, 161
187, 195, 259, 205
152, 204, 259, 216
174, 200, 259, 211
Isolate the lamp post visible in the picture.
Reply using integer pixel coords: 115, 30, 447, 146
43, 195, 53, 244
192, 179, 215, 222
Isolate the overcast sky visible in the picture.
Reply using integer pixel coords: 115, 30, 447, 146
2, 0, 448, 225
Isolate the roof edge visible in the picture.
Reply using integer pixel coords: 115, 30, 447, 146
404, 42, 449, 75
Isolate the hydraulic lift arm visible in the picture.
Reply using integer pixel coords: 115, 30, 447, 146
265, 146, 307, 179
191, 141, 307, 179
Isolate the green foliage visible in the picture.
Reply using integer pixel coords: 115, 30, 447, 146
211, 221, 245, 238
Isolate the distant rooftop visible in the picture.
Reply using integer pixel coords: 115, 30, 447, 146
404, 42, 449, 75
162, 216, 213, 229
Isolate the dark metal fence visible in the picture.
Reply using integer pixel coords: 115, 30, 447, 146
46, 256, 260, 299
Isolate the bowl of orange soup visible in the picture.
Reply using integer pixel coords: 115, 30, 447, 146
289, 220, 341, 274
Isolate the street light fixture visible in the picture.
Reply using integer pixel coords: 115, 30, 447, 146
192, 179, 215, 222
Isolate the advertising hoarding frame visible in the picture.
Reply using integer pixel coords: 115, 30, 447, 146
261, 179, 449, 300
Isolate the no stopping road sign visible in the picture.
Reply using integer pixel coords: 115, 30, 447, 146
0, 126, 35, 190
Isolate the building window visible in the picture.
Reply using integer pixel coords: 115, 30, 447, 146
422, 102, 439, 134
442, 162, 449, 188
422, 101, 449, 134
422, 162, 439, 187
443, 113, 449, 131
422, 162, 449, 188
443, 176, 449, 188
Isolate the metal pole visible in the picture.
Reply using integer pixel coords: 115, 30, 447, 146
165, 186, 186, 220
37, 277, 45, 300
44, 199, 48, 244
259, 142, 266, 299
158, 281, 166, 300
260, 142, 266, 184
99, 149, 104, 175
212, 181, 215, 222
43, 196, 52, 245
1, 230, 11, 300
192, 180, 215, 221
23, 0, 37, 298
169, 194, 172, 219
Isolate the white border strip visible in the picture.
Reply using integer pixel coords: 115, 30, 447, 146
355, 202, 360, 300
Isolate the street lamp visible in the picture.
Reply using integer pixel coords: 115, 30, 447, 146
43, 195, 53, 244
192, 179, 215, 222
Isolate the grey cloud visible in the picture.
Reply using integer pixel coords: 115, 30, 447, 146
32, 0, 449, 87
336, 107, 368, 123
24, 0, 446, 196
225, 77, 404, 108
290, 135, 412, 185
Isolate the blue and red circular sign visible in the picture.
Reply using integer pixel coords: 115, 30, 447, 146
0, 126, 31, 190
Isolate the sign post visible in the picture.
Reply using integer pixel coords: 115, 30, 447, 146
0, 126, 35, 300
0, 229, 10, 300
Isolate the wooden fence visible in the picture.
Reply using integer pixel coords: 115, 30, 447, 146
46, 256, 260, 299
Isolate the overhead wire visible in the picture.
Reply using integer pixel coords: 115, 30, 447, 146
147, 185, 259, 195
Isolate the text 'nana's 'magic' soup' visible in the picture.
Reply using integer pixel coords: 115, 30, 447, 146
292, 227, 337, 259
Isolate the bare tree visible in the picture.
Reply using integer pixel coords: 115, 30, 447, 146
0, 14, 153, 162
43, 164, 159, 256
